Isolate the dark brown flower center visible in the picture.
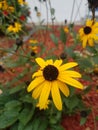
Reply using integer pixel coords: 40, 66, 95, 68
84, 26, 92, 34
43, 65, 59, 81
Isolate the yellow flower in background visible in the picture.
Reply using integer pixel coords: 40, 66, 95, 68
13, 22, 22, 33
7, 22, 22, 33
31, 46, 38, 53
8, 6, 15, 12
18, 0, 27, 5
79, 19, 98, 48
29, 39, 38, 44
7, 25, 13, 32
29, 39, 38, 53
27, 58, 83, 111
0, 2, 2, 9
64, 26, 69, 33
0, 1, 8, 10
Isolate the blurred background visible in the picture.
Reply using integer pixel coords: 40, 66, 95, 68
27, 0, 88, 24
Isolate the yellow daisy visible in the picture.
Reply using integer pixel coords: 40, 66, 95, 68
29, 39, 38, 44
7, 22, 22, 33
18, 0, 27, 5
8, 6, 15, 12
27, 58, 83, 111
13, 22, 22, 33
79, 19, 98, 48
64, 26, 69, 33
7, 25, 13, 32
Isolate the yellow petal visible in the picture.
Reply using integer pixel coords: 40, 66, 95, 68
82, 37, 87, 48
58, 80, 69, 97
79, 28, 84, 35
51, 81, 62, 110
32, 83, 43, 99
46, 59, 53, 65
27, 77, 45, 92
58, 75, 83, 89
86, 19, 93, 26
62, 70, 82, 78
94, 22, 98, 27
59, 62, 78, 71
88, 38, 94, 46
54, 59, 63, 67
39, 81, 51, 108
35, 57, 46, 68
93, 34, 98, 40
32, 70, 43, 78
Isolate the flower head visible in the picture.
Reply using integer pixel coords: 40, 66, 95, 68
29, 39, 38, 44
18, 0, 27, 5
29, 39, 38, 53
64, 26, 69, 33
7, 22, 22, 33
27, 58, 83, 111
79, 19, 98, 48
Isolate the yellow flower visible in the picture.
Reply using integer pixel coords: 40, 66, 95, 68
29, 39, 38, 53
0, 2, 2, 9
27, 58, 83, 111
7, 25, 13, 32
2, 1, 8, 10
18, 0, 27, 5
7, 22, 22, 33
8, 6, 15, 12
79, 19, 98, 48
64, 27, 69, 33
31, 46, 38, 53
29, 39, 38, 44
13, 22, 22, 33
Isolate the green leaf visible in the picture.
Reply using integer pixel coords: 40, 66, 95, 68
50, 33, 58, 46
18, 107, 35, 125
20, 94, 33, 103
9, 84, 25, 94
32, 117, 41, 130
0, 92, 12, 106
38, 118, 48, 130
86, 46, 97, 54
60, 28, 67, 43
24, 121, 33, 130
64, 95, 79, 111
51, 125, 64, 130
65, 47, 76, 58
68, 86, 75, 97
80, 117, 87, 125
92, 55, 98, 64
18, 122, 24, 130
5, 100, 22, 110
77, 58, 93, 70
10, 122, 18, 130
0, 113, 18, 129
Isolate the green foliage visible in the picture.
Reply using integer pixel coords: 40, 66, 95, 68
60, 27, 67, 43
80, 117, 87, 126
50, 33, 58, 46
0, 0, 30, 38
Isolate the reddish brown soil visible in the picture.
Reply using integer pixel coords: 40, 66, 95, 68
0, 25, 98, 130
